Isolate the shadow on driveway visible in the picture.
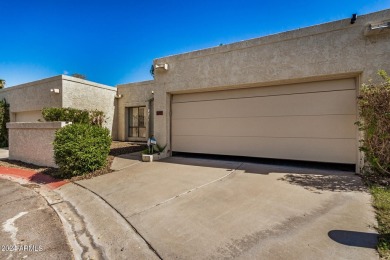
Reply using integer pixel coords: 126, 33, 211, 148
279, 173, 366, 192
328, 230, 378, 248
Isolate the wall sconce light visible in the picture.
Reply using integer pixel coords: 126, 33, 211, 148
115, 94, 123, 98
370, 22, 390, 30
155, 63, 169, 71
50, 89, 60, 94
350, 14, 357, 24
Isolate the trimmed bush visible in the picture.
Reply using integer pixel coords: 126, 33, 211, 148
356, 70, 390, 176
53, 124, 112, 177
42, 107, 105, 126
0, 99, 10, 147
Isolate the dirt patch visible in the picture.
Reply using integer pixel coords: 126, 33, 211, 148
109, 141, 146, 156
279, 173, 367, 193
360, 172, 390, 187
21, 183, 41, 189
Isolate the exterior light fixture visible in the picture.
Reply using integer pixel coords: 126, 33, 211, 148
115, 94, 123, 98
50, 89, 60, 94
370, 22, 390, 30
350, 14, 357, 24
154, 63, 169, 71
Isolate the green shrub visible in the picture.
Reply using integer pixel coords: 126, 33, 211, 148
370, 186, 390, 258
0, 99, 10, 147
53, 124, 112, 177
356, 70, 390, 176
142, 143, 167, 155
42, 107, 105, 126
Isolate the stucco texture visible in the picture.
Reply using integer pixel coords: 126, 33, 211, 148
116, 81, 154, 141
61, 76, 117, 139
0, 76, 63, 122
7, 122, 70, 167
0, 75, 118, 139
118, 9, 390, 169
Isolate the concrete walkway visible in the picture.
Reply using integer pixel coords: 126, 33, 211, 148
75, 156, 379, 260
0, 155, 379, 259
0, 166, 158, 260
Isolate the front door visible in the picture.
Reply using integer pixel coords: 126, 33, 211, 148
128, 106, 146, 139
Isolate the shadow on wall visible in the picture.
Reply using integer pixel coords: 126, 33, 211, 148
279, 173, 367, 192
328, 230, 378, 249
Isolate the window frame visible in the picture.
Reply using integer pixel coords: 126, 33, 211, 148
128, 106, 147, 138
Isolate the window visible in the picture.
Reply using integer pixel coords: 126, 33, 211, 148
128, 107, 146, 138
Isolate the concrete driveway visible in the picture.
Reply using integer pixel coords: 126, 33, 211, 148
76, 157, 378, 259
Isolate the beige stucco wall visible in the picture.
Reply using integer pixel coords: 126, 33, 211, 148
0, 76, 63, 121
118, 9, 390, 168
0, 75, 118, 139
14, 110, 43, 122
117, 80, 154, 141
7, 122, 71, 167
61, 75, 117, 139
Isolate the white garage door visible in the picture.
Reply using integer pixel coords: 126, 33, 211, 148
171, 78, 357, 164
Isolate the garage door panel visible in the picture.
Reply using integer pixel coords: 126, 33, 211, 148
172, 90, 356, 119
173, 78, 356, 103
172, 136, 356, 164
172, 115, 356, 139
172, 78, 357, 164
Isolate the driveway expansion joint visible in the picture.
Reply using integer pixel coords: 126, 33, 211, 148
129, 162, 244, 218
72, 181, 163, 260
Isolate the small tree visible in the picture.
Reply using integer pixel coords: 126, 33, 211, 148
356, 70, 390, 176
0, 99, 10, 147
0, 79, 5, 89
71, 73, 87, 80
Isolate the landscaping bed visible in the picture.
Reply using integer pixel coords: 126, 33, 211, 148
370, 185, 390, 259
109, 141, 147, 156
363, 174, 390, 259
0, 141, 145, 181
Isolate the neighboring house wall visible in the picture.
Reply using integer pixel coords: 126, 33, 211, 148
0, 75, 118, 140
118, 9, 390, 169
7, 122, 70, 167
0, 76, 63, 122
61, 75, 118, 139
117, 80, 154, 141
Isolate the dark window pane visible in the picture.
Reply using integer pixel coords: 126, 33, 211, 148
128, 106, 146, 137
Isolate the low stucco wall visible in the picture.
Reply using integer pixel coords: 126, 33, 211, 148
7, 122, 70, 167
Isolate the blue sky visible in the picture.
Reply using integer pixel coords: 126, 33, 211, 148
1, 0, 389, 87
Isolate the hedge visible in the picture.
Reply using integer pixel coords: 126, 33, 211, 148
53, 124, 111, 177
42, 107, 105, 126
356, 70, 390, 176
0, 99, 10, 148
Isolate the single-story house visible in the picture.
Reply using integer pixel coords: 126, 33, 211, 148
1, 9, 390, 171
0, 75, 117, 139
